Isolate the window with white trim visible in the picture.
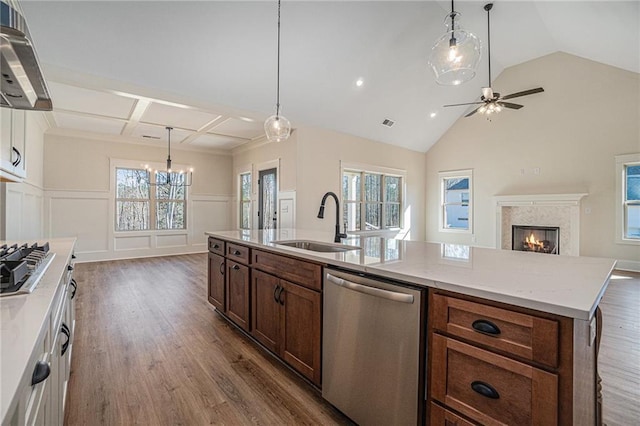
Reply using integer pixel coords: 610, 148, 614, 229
239, 172, 252, 229
342, 167, 403, 232
439, 170, 473, 232
616, 154, 640, 242
115, 167, 186, 231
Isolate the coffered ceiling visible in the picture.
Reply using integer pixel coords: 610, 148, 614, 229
21, 1, 640, 153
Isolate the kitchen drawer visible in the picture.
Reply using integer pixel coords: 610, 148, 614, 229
431, 293, 559, 368
430, 402, 477, 426
252, 249, 322, 291
208, 237, 225, 256
227, 242, 250, 265
431, 334, 558, 426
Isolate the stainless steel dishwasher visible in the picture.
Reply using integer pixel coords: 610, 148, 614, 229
322, 268, 425, 425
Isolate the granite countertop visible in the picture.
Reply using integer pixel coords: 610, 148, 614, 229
206, 229, 616, 321
0, 238, 76, 423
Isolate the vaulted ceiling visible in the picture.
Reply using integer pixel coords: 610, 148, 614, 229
22, 1, 640, 153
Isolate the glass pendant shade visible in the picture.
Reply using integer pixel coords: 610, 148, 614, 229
264, 114, 291, 142
428, 12, 481, 86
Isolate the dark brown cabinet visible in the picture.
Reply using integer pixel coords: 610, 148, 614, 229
251, 270, 322, 386
208, 252, 225, 311
226, 260, 250, 331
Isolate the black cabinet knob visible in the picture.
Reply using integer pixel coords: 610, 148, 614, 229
232, 264, 240, 270
71, 254, 76, 259
67, 264, 74, 272
31, 361, 50, 386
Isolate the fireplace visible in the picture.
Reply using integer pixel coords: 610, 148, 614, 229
512, 225, 559, 255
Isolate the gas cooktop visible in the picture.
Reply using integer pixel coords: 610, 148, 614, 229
0, 242, 56, 297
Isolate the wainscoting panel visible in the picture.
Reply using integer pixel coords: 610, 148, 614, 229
191, 196, 230, 247
45, 190, 231, 262
156, 233, 188, 248
48, 194, 110, 253
115, 235, 152, 251
2, 182, 44, 241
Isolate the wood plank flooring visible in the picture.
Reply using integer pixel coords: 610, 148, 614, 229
598, 271, 640, 426
64, 255, 639, 425
64, 254, 351, 425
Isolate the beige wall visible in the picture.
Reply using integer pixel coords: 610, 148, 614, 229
425, 52, 640, 265
296, 126, 426, 240
44, 133, 232, 196
43, 133, 233, 260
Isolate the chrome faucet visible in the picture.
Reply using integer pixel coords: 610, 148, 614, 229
317, 191, 347, 243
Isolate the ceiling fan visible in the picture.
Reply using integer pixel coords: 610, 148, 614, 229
444, 3, 544, 117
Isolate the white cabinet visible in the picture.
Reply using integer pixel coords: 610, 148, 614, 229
0, 108, 27, 182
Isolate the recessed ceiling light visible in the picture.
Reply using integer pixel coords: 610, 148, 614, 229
355, 78, 364, 87
430, 112, 437, 118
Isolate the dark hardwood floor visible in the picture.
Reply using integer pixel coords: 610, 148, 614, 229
64, 254, 350, 425
65, 254, 639, 425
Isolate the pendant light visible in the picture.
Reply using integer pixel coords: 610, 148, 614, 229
428, 0, 481, 86
264, 0, 291, 142
144, 127, 193, 187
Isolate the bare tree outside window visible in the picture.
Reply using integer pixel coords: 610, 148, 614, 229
115, 167, 187, 231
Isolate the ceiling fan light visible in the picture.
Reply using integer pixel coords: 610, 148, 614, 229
264, 114, 291, 142
428, 11, 481, 86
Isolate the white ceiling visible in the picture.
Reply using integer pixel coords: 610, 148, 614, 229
21, 1, 640, 153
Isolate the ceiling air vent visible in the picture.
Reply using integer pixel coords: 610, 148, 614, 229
142, 135, 160, 139
381, 118, 395, 127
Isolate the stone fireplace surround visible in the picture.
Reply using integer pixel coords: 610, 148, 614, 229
494, 193, 588, 256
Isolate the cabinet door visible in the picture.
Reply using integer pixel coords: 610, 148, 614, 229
208, 252, 225, 311
226, 260, 250, 331
11, 109, 26, 178
0, 107, 14, 172
251, 269, 280, 353
280, 280, 321, 386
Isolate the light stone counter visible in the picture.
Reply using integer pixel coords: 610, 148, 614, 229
206, 229, 615, 320
0, 238, 76, 423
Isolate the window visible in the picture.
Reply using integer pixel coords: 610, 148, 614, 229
439, 170, 473, 233
342, 167, 403, 232
239, 172, 252, 229
616, 154, 640, 243
115, 167, 186, 231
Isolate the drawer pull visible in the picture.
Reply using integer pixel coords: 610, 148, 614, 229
213, 244, 220, 249
471, 380, 500, 399
31, 361, 50, 386
472, 319, 501, 336
232, 250, 241, 256
232, 264, 240, 270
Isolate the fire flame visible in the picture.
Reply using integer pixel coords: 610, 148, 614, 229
525, 233, 544, 250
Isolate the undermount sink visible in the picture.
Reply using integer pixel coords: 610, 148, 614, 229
273, 240, 361, 253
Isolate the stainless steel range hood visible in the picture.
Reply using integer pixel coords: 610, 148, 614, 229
0, 0, 52, 110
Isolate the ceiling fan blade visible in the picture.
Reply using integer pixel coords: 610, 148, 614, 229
443, 101, 486, 107
465, 107, 481, 117
501, 87, 544, 100
498, 102, 524, 110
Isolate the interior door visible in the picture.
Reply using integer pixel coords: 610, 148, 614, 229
258, 168, 277, 230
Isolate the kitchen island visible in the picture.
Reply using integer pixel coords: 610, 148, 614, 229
205, 228, 615, 425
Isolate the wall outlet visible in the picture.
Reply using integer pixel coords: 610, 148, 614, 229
533, 167, 540, 175
585, 207, 592, 215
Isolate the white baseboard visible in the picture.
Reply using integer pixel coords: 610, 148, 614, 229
614, 259, 640, 273
75, 247, 207, 263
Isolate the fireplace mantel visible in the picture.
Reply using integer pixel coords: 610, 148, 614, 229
495, 193, 588, 206
494, 193, 588, 256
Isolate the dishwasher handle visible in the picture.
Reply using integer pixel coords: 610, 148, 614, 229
326, 273, 414, 304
